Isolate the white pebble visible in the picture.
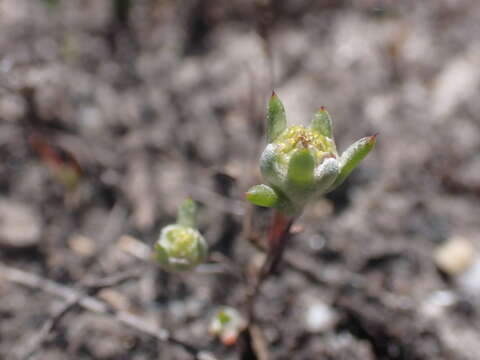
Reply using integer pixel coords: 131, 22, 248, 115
304, 301, 338, 333
434, 236, 475, 276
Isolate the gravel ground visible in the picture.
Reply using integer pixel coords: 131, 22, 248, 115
1, 1, 480, 359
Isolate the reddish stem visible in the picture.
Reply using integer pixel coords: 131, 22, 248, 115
245, 210, 294, 322
260, 210, 294, 278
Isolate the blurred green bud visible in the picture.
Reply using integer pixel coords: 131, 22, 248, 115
247, 94, 376, 215
154, 199, 208, 272
176, 197, 197, 228
155, 225, 207, 272
209, 307, 247, 346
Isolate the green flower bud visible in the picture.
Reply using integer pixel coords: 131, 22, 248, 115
247, 94, 376, 215
209, 307, 246, 346
154, 199, 208, 272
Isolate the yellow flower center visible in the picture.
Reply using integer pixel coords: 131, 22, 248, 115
166, 227, 197, 258
274, 126, 334, 166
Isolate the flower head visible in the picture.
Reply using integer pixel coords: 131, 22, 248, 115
154, 199, 208, 272
247, 93, 376, 215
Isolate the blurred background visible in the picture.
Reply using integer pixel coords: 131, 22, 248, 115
1, 0, 480, 359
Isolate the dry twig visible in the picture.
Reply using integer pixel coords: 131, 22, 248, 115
0, 263, 216, 360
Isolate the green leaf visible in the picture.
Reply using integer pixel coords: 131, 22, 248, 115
287, 149, 315, 188
177, 198, 197, 228
310, 107, 333, 139
330, 134, 377, 190
266, 92, 287, 143
246, 184, 280, 208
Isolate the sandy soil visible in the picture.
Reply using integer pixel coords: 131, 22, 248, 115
1, 1, 480, 359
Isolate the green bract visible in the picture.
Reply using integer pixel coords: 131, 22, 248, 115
246, 93, 376, 215
154, 199, 208, 272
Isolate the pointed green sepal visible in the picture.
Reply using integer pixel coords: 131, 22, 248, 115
314, 157, 340, 194
246, 184, 280, 208
330, 134, 377, 190
310, 106, 333, 139
177, 198, 197, 228
287, 149, 315, 188
266, 92, 287, 143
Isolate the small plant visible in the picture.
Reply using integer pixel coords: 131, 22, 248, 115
245, 93, 376, 276
29, 134, 83, 191
154, 198, 208, 272
209, 307, 247, 346
246, 92, 376, 215
152, 92, 376, 356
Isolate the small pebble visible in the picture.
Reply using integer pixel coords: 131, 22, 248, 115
458, 259, 480, 297
68, 234, 96, 256
98, 289, 131, 311
304, 301, 338, 333
434, 236, 475, 276
0, 94, 26, 122
118, 235, 151, 260
0, 198, 42, 248
420, 290, 457, 318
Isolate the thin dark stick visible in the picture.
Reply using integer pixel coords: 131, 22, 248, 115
21, 295, 81, 360
20, 268, 144, 360
19, 202, 130, 360
0, 264, 216, 360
